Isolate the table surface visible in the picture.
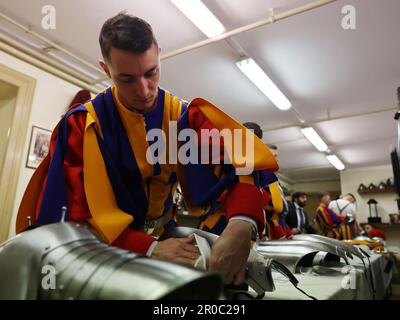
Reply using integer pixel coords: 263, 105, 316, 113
255, 250, 394, 300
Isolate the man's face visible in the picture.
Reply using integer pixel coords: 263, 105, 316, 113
100, 43, 160, 112
296, 195, 307, 207
321, 194, 331, 206
345, 195, 356, 203
364, 224, 373, 233
270, 149, 278, 160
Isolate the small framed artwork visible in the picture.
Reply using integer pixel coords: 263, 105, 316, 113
26, 125, 52, 169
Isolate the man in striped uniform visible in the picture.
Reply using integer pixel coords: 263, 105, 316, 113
316, 192, 344, 239
17, 13, 279, 285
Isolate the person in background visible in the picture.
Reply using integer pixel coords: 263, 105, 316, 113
329, 193, 360, 239
243, 122, 292, 240
268, 144, 278, 159
316, 192, 344, 239
364, 224, 387, 241
286, 192, 316, 235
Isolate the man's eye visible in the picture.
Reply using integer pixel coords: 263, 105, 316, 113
120, 78, 134, 83
146, 70, 158, 78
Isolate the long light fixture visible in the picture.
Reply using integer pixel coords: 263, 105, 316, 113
300, 127, 328, 152
236, 58, 292, 111
170, 0, 225, 38
326, 154, 345, 170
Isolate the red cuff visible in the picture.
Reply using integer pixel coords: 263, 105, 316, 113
112, 228, 156, 255
224, 183, 265, 234
284, 225, 293, 239
269, 226, 286, 240
261, 188, 271, 206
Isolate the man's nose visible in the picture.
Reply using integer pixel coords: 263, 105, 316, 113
136, 77, 150, 98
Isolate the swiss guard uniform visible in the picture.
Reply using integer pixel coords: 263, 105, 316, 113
316, 205, 344, 239
17, 86, 278, 254
260, 172, 292, 240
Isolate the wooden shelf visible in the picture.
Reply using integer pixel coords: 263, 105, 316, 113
360, 222, 400, 228
358, 187, 396, 195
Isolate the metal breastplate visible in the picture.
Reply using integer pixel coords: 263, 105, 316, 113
0, 223, 223, 300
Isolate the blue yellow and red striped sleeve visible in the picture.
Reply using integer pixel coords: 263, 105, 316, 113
188, 106, 266, 233
35, 111, 156, 255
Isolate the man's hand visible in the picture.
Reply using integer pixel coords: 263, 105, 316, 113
291, 228, 300, 235
208, 219, 252, 285
151, 235, 200, 266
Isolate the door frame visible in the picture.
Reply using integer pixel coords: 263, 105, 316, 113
0, 63, 36, 242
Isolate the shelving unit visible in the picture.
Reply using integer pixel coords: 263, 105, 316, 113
358, 187, 395, 195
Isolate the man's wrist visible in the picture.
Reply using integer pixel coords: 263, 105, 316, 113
146, 240, 159, 257
226, 218, 255, 240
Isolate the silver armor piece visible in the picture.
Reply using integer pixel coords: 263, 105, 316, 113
0, 223, 223, 300
293, 234, 365, 260
254, 240, 343, 273
159, 227, 296, 295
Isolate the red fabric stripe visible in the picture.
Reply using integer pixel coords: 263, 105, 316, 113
188, 106, 225, 162
268, 226, 286, 240
261, 188, 271, 207
224, 183, 265, 233
112, 228, 156, 254
63, 112, 91, 221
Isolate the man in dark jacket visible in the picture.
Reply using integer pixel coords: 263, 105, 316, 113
286, 191, 316, 234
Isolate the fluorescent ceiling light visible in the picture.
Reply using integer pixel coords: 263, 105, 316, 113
236, 58, 291, 111
326, 154, 345, 170
300, 127, 328, 152
170, 0, 225, 38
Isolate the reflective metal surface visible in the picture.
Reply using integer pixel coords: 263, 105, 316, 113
0, 223, 223, 300
254, 240, 342, 273
160, 227, 298, 295
293, 234, 365, 260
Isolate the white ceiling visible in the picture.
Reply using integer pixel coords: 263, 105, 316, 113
0, 0, 399, 182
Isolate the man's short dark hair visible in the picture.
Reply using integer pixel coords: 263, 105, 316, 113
292, 191, 307, 203
318, 192, 330, 201
99, 12, 158, 62
345, 193, 356, 201
243, 122, 263, 139
268, 144, 278, 150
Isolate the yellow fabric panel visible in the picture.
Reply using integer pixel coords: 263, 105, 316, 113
83, 112, 133, 244
189, 98, 278, 172
203, 210, 224, 230
146, 90, 182, 219
269, 181, 283, 213
112, 86, 154, 180
84, 101, 104, 139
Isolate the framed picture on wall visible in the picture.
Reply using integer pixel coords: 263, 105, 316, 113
26, 126, 52, 169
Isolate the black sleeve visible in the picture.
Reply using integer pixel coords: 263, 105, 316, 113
285, 202, 297, 229
304, 212, 316, 234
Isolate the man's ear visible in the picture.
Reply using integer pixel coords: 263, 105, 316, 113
99, 60, 111, 79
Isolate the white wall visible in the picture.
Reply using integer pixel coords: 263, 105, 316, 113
0, 49, 82, 238
292, 180, 341, 193
340, 165, 397, 223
